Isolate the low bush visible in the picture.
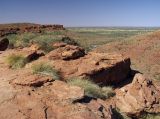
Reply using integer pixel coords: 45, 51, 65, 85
140, 113, 160, 119
42, 30, 64, 35
6, 54, 27, 69
67, 78, 115, 99
101, 86, 115, 98
154, 74, 160, 81
37, 41, 54, 53
32, 62, 60, 80
61, 37, 79, 46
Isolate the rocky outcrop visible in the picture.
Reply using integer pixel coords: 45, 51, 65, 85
116, 73, 160, 116
0, 37, 9, 51
51, 52, 131, 84
0, 41, 135, 118
47, 44, 85, 60
22, 24, 64, 33
0, 28, 19, 37
0, 24, 65, 37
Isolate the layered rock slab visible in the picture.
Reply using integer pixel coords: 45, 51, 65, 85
51, 52, 131, 84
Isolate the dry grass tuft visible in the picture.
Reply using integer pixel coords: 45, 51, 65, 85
67, 78, 115, 99
6, 54, 27, 69
32, 62, 60, 80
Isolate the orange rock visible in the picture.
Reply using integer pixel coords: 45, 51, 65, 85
87, 100, 115, 119
52, 52, 131, 85
47, 44, 85, 60
29, 44, 41, 51
116, 73, 160, 116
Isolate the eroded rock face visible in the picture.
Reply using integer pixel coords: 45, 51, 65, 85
47, 44, 85, 60
52, 52, 131, 85
116, 73, 160, 116
0, 37, 9, 51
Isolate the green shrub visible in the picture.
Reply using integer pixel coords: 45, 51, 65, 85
140, 113, 160, 119
101, 86, 115, 98
42, 31, 64, 35
67, 78, 115, 99
37, 41, 54, 53
6, 54, 27, 69
154, 74, 160, 81
61, 37, 79, 46
32, 62, 60, 80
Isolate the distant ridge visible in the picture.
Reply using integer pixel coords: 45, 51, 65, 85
0, 23, 65, 37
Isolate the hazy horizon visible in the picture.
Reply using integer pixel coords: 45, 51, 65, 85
2, 22, 160, 28
1, 22, 160, 28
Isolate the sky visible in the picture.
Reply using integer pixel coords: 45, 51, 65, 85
0, 0, 160, 27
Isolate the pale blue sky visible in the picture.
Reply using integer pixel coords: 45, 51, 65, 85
0, 0, 160, 26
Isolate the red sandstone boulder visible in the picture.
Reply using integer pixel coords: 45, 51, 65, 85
46, 44, 85, 60
51, 52, 131, 84
0, 37, 9, 51
116, 73, 160, 116
87, 100, 116, 119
